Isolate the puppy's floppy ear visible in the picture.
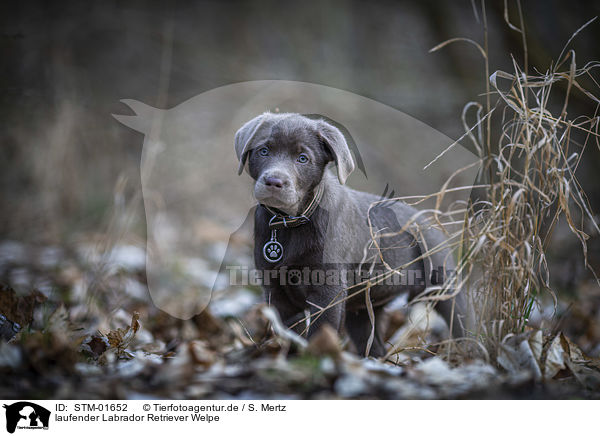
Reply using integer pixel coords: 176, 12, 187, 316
235, 113, 277, 175
315, 119, 355, 184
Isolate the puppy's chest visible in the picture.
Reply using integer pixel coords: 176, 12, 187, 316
254, 221, 328, 306
254, 223, 326, 268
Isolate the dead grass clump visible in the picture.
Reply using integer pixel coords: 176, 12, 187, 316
422, 11, 600, 360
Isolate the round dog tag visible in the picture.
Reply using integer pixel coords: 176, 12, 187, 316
263, 240, 283, 263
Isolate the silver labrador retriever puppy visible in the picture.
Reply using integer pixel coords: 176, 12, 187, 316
235, 112, 465, 357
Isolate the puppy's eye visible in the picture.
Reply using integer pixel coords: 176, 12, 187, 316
258, 147, 269, 156
297, 153, 309, 164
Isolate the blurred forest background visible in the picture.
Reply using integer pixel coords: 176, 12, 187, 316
1, 0, 600, 398
2, 0, 599, 275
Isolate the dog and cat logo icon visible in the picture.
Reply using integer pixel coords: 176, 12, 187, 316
3, 402, 50, 433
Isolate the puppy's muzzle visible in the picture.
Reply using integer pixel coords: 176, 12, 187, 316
263, 175, 289, 189
255, 171, 298, 208
258, 171, 292, 192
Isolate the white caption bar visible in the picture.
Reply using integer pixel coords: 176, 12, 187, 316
0, 400, 595, 435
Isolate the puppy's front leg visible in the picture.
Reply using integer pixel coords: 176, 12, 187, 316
345, 307, 386, 358
298, 286, 344, 337
266, 286, 344, 337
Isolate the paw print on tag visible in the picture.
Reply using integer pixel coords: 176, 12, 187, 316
263, 241, 283, 263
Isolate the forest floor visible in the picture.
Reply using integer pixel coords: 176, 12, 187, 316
1, 239, 600, 400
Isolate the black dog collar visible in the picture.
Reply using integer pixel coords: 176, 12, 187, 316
259, 184, 324, 263
260, 183, 324, 230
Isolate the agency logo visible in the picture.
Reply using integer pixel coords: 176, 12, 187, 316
3, 402, 50, 434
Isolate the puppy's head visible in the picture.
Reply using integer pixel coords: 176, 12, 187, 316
235, 113, 354, 214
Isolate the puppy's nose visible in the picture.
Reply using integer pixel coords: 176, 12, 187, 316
264, 176, 285, 188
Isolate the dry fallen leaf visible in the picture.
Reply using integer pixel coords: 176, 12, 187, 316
0, 284, 47, 327
307, 324, 342, 357
560, 333, 600, 390
541, 334, 566, 380
81, 335, 109, 357
495, 329, 600, 390
188, 340, 217, 367
106, 311, 140, 356
260, 306, 308, 349
497, 330, 543, 380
